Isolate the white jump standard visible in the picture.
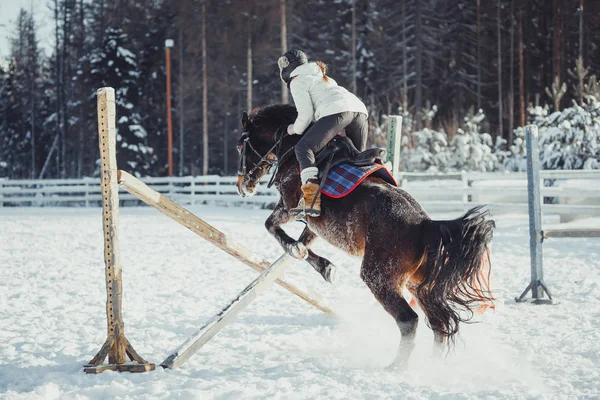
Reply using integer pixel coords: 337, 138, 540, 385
516, 125, 553, 304
85, 87, 334, 373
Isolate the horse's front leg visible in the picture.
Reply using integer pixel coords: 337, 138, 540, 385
265, 200, 307, 258
265, 200, 336, 283
298, 226, 337, 284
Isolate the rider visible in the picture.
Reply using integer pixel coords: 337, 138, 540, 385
278, 49, 369, 217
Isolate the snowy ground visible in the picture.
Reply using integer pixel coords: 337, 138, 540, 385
1, 205, 599, 400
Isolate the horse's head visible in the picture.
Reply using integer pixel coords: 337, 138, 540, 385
236, 105, 297, 197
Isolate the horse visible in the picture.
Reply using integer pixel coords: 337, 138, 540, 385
236, 104, 495, 369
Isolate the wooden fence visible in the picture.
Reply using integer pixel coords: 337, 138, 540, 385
2, 170, 600, 219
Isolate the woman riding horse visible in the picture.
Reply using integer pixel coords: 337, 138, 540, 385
236, 104, 495, 370
279, 49, 369, 217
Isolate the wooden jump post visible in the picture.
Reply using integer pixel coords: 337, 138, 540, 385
86, 87, 335, 373
84, 88, 155, 373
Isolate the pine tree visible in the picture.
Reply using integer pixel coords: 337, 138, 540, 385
0, 9, 48, 179
81, 27, 157, 176
438, 1, 481, 123
450, 108, 499, 172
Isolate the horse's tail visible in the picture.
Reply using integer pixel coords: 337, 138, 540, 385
416, 206, 495, 344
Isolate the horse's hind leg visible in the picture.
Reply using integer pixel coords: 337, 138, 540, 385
433, 333, 445, 355
360, 255, 418, 370
408, 287, 445, 356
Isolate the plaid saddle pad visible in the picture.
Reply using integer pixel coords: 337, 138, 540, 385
321, 163, 397, 198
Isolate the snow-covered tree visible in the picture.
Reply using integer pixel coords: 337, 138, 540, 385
502, 125, 527, 171
449, 108, 499, 171
0, 9, 49, 179
401, 127, 451, 172
81, 27, 157, 176
530, 99, 600, 170
400, 105, 452, 172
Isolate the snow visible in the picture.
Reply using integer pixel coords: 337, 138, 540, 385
400, 98, 600, 173
401, 108, 499, 172
526, 99, 600, 170
1, 206, 599, 399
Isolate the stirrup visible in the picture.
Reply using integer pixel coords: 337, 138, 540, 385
294, 210, 307, 223
290, 198, 320, 219
290, 198, 306, 217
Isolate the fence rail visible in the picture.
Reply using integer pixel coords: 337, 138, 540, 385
1, 171, 600, 219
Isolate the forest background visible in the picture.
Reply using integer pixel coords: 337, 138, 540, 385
1, 0, 599, 178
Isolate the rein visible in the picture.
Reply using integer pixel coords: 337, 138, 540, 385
238, 126, 294, 188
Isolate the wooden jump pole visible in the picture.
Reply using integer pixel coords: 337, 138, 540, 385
543, 229, 600, 239
117, 170, 336, 318
84, 88, 155, 374
161, 254, 293, 369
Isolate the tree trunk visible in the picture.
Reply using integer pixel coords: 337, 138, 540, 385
179, 26, 185, 176
552, 0, 561, 82
30, 74, 36, 179
54, 0, 61, 178
401, 0, 408, 112
77, 0, 84, 178
415, 0, 423, 130
30, 83, 36, 179
247, 21, 252, 112
508, 0, 515, 145
202, 2, 208, 176
476, 0, 481, 110
351, 0, 357, 94
280, 0, 288, 104
97, 0, 105, 47
579, 0, 584, 61
518, 8, 525, 127
28, 13, 36, 179
223, 106, 229, 174
497, 0, 503, 138
60, 0, 72, 178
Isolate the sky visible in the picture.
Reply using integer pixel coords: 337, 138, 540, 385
0, 0, 53, 62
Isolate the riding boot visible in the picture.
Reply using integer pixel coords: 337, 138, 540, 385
291, 167, 321, 217
296, 181, 322, 217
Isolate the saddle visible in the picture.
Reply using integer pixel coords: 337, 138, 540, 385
314, 136, 386, 180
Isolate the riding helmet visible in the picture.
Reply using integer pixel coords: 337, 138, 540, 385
278, 49, 308, 84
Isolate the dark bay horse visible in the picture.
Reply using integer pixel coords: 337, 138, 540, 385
236, 104, 495, 369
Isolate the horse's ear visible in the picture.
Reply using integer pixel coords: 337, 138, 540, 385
241, 112, 249, 130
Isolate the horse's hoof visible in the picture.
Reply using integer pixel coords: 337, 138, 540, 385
324, 264, 337, 285
385, 360, 408, 372
288, 242, 308, 260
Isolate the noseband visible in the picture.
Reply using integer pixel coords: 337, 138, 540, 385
237, 127, 293, 188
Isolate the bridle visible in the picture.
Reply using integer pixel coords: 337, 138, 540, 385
237, 126, 294, 188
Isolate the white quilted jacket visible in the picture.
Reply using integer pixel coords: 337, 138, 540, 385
289, 62, 368, 134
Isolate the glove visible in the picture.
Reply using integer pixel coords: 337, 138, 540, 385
287, 124, 297, 135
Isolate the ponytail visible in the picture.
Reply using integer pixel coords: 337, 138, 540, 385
315, 61, 329, 82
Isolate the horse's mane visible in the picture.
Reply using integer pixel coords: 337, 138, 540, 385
248, 104, 297, 130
